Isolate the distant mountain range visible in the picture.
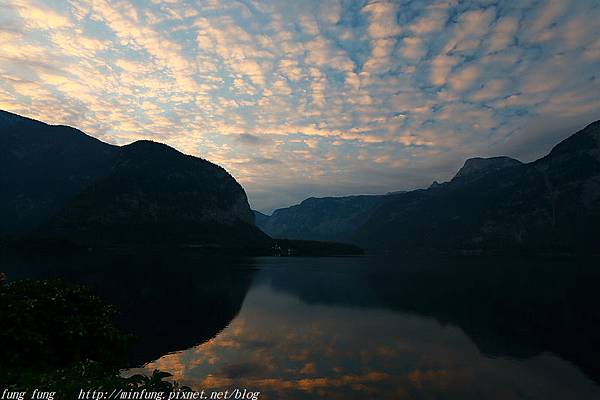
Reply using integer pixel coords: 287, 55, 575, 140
255, 195, 384, 242
1, 110, 365, 255
257, 120, 600, 254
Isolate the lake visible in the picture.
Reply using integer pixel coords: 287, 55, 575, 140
2, 252, 600, 399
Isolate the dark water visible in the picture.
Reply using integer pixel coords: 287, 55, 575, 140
2, 252, 600, 399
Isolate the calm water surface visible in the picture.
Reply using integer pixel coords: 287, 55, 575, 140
131, 256, 600, 400
3, 253, 600, 399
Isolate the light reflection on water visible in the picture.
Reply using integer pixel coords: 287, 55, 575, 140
129, 257, 600, 400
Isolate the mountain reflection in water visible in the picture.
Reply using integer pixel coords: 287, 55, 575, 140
0, 251, 254, 364
3, 252, 600, 399
134, 256, 600, 400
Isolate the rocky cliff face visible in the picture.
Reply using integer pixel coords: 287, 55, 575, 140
0, 110, 269, 250
256, 195, 385, 242
452, 156, 523, 183
353, 121, 600, 253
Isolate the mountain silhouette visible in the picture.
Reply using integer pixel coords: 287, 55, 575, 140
256, 121, 600, 254
0, 110, 269, 251
354, 120, 600, 253
451, 156, 523, 183
256, 195, 385, 242
0, 110, 118, 234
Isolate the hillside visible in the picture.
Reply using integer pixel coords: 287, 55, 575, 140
0, 110, 270, 251
256, 195, 385, 242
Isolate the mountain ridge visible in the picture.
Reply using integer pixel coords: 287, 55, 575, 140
452, 156, 523, 182
353, 120, 600, 253
256, 194, 385, 242
258, 120, 600, 254
0, 110, 268, 251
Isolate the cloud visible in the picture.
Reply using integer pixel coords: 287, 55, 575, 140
448, 65, 480, 91
409, 4, 448, 34
442, 8, 495, 54
0, 0, 598, 212
430, 55, 460, 86
363, 38, 396, 73
401, 37, 426, 60
487, 16, 518, 53
11, 0, 73, 29
470, 79, 510, 101
319, 1, 342, 26
278, 59, 303, 81
194, 16, 273, 86
304, 37, 354, 72
523, 0, 567, 42
237, 133, 262, 145
299, 14, 319, 36
90, 0, 200, 91
362, 1, 402, 39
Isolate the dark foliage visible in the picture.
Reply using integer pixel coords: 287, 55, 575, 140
0, 279, 129, 372
0, 278, 189, 395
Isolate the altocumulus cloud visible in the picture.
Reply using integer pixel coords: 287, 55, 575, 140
0, 0, 599, 212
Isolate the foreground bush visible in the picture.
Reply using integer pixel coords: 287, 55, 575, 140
0, 278, 188, 395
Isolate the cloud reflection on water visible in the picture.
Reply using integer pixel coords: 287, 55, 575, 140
134, 279, 599, 400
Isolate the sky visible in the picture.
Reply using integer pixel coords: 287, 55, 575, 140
1, 0, 599, 213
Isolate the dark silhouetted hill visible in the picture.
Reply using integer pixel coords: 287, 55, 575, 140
0, 110, 269, 252
42, 140, 269, 250
0, 110, 118, 234
451, 156, 522, 183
